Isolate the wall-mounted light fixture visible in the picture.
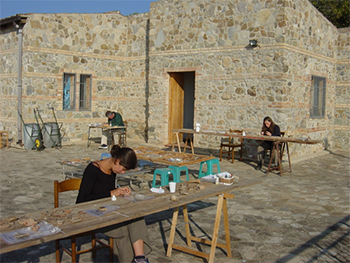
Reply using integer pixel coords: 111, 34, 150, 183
249, 39, 258, 47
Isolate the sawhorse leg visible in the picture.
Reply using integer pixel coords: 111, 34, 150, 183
171, 132, 194, 154
281, 142, 292, 173
183, 133, 194, 154
267, 142, 292, 176
172, 132, 182, 153
266, 142, 281, 175
166, 193, 234, 263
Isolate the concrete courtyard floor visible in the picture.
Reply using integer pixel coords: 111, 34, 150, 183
0, 139, 349, 263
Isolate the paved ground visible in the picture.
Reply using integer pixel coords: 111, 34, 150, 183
0, 140, 349, 263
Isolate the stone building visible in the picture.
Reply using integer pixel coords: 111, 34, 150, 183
0, 0, 349, 157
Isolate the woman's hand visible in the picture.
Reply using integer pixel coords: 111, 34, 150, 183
265, 131, 272, 136
110, 186, 131, 197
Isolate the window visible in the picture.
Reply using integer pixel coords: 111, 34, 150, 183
79, 74, 92, 110
63, 73, 76, 110
310, 76, 326, 118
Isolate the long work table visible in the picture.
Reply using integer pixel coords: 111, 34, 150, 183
133, 146, 216, 166
0, 179, 261, 262
172, 128, 322, 153
172, 128, 323, 175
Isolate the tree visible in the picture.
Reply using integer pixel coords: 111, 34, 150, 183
310, 0, 350, 28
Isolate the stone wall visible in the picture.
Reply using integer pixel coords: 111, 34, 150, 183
146, 0, 345, 155
0, 0, 348, 155
0, 25, 20, 136
334, 28, 350, 149
0, 12, 150, 143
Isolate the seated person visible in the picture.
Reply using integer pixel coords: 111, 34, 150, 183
99, 110, 125, 149
76, 145, 151, 263
256, 116, 281, 170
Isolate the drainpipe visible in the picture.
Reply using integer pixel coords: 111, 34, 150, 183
144, 18, 150, 143
16, 23, 23, 144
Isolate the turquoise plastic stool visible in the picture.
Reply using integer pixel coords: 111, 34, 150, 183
198, 158, 221, 178
168, 165, 189, 183
152, 168, 176, 187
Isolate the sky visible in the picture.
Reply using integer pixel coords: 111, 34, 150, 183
0, 0, 155, 19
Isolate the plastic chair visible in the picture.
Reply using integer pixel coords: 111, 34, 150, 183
168, 165, 189, 183
54, 179, 113, 263
100, 152, 111, 160
219, 129, 243, 163
152, 167, 176, 187
198, 159, 221, 178
0, 131, 10, 148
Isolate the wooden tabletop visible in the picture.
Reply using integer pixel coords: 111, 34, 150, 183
59, 158, 93, 167
133, 146, 216, 166
90, 125, 126, 130
172, 129, 322, 145
0, 179, 260, 254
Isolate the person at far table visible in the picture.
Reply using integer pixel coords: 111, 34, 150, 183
76, 145, 151, 263
99, 110, 125, 149
256, 116, 281, 170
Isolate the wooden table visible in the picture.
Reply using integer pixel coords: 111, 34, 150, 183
59, 158, 93, 179
0, 179, 260, 263
133, 146, 216, 166
117, 168, 152, 191
172, 128, 322, 175
87, 124, 126, 149
59, 157, 151, 190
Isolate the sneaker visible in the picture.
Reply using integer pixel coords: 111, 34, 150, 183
131, 256, 149, 263
99, 144, 108, 149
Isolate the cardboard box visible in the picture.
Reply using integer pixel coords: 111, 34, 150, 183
219, 177, 234, 184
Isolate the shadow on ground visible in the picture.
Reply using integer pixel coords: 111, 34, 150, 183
277, 214, 350, 263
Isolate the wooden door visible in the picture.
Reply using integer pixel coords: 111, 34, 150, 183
168, 73, 184, 143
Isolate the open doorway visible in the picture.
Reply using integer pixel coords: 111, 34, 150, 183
168, 71, 195, 144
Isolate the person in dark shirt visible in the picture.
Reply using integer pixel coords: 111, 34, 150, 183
99, 110, 125, 149
76, 145, 151, 263
256, 116, 281, 170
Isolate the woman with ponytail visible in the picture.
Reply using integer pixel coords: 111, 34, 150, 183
77, 145, 151, 263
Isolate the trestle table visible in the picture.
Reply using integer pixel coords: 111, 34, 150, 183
172, 128, 322, 175
87, 124, 126, 149
0, 179, 260, 263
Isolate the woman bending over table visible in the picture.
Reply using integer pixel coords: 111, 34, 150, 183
256, 116, 281, 170
76, 145, 151, 263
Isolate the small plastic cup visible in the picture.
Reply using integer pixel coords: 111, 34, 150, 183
169, 182, 176, 193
